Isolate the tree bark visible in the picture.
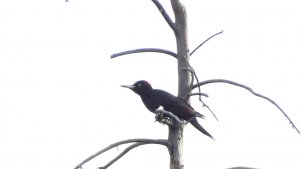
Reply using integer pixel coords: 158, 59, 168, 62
171, 0, 191, 98
168, 0, 191, 169
168, 124, 184, 169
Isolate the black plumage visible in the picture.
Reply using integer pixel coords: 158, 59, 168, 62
122, 80, 213, 139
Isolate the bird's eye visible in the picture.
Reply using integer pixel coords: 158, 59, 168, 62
137, 83, 142, 87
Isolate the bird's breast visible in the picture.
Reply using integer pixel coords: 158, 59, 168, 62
141, 95, 159, 112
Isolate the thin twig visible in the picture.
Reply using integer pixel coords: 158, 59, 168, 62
181, 56, 201, 99
111, 48, 177, 59
187, 93, 209, 98
74, 138, 168, 169
201, 101, 219, 121
151, 0, 177, 32
193, 79, 300, 135
190, 30, 223, 56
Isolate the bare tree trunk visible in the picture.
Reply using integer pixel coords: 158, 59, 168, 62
168, 1, 191, 169
168, 124, 184, 169
171, 0, 191, 98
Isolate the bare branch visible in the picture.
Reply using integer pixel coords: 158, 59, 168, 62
193, 79, 300, 135
185, 92, 219, 121
155, 109, 203, 127
99, 142, 165, 169
74, 138, 169, 169
155, 109, 186, 125
180, 68, 194, 93
187, 93, 209, 98
181, 56, 201, 99
201, 101, 219, 121
151, 0, 177, 32
190, 30, 223, 56
182, 56, 219, 121
111, 48, 177, 59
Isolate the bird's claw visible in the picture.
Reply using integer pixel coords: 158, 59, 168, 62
154, 109, 175, 126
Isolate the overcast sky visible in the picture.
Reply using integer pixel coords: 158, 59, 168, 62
0, 0, 300, 169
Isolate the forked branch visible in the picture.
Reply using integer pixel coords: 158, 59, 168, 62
98, 143, 146, 169
74, 138, 169, 169
193, 79, 300, 135
74, 110, 190, 169
111, 48, 177, 59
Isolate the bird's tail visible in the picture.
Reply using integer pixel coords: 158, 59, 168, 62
190, 118, 214, 140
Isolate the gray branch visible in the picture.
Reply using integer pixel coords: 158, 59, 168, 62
155, 109, 186, 125
182, 56, 219, 121
187, 93, 209, 98
180, 68, 195, 93
185, 92, 219, 121
111, 48, 177, 59
155, 109, 199, 126
98, 142, 167, 169
190, 30, 223, 56
74, 138, 169, 169
98, 143, 145, 169
193, 79, 300, 135
151, 0, 177, 32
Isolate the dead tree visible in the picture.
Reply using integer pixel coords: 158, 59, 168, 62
73, 0, 299, 169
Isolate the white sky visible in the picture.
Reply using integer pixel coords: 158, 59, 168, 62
0, 0, 300, 169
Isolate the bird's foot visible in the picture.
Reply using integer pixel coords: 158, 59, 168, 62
155, 109, 168, 123
154, 109, 177, 126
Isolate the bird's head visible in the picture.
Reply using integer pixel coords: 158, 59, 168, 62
121, 80, 153, 96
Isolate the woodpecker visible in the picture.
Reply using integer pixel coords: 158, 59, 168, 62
122, 80, 213, 139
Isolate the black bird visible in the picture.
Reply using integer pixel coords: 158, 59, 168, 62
121, 80, 213, 139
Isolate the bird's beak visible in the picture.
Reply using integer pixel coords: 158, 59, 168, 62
121, 85, 135, 89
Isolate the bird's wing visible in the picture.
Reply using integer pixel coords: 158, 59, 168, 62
176, 97, 205, 119
153, 89, 204, 119
178, 97, 194, 110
